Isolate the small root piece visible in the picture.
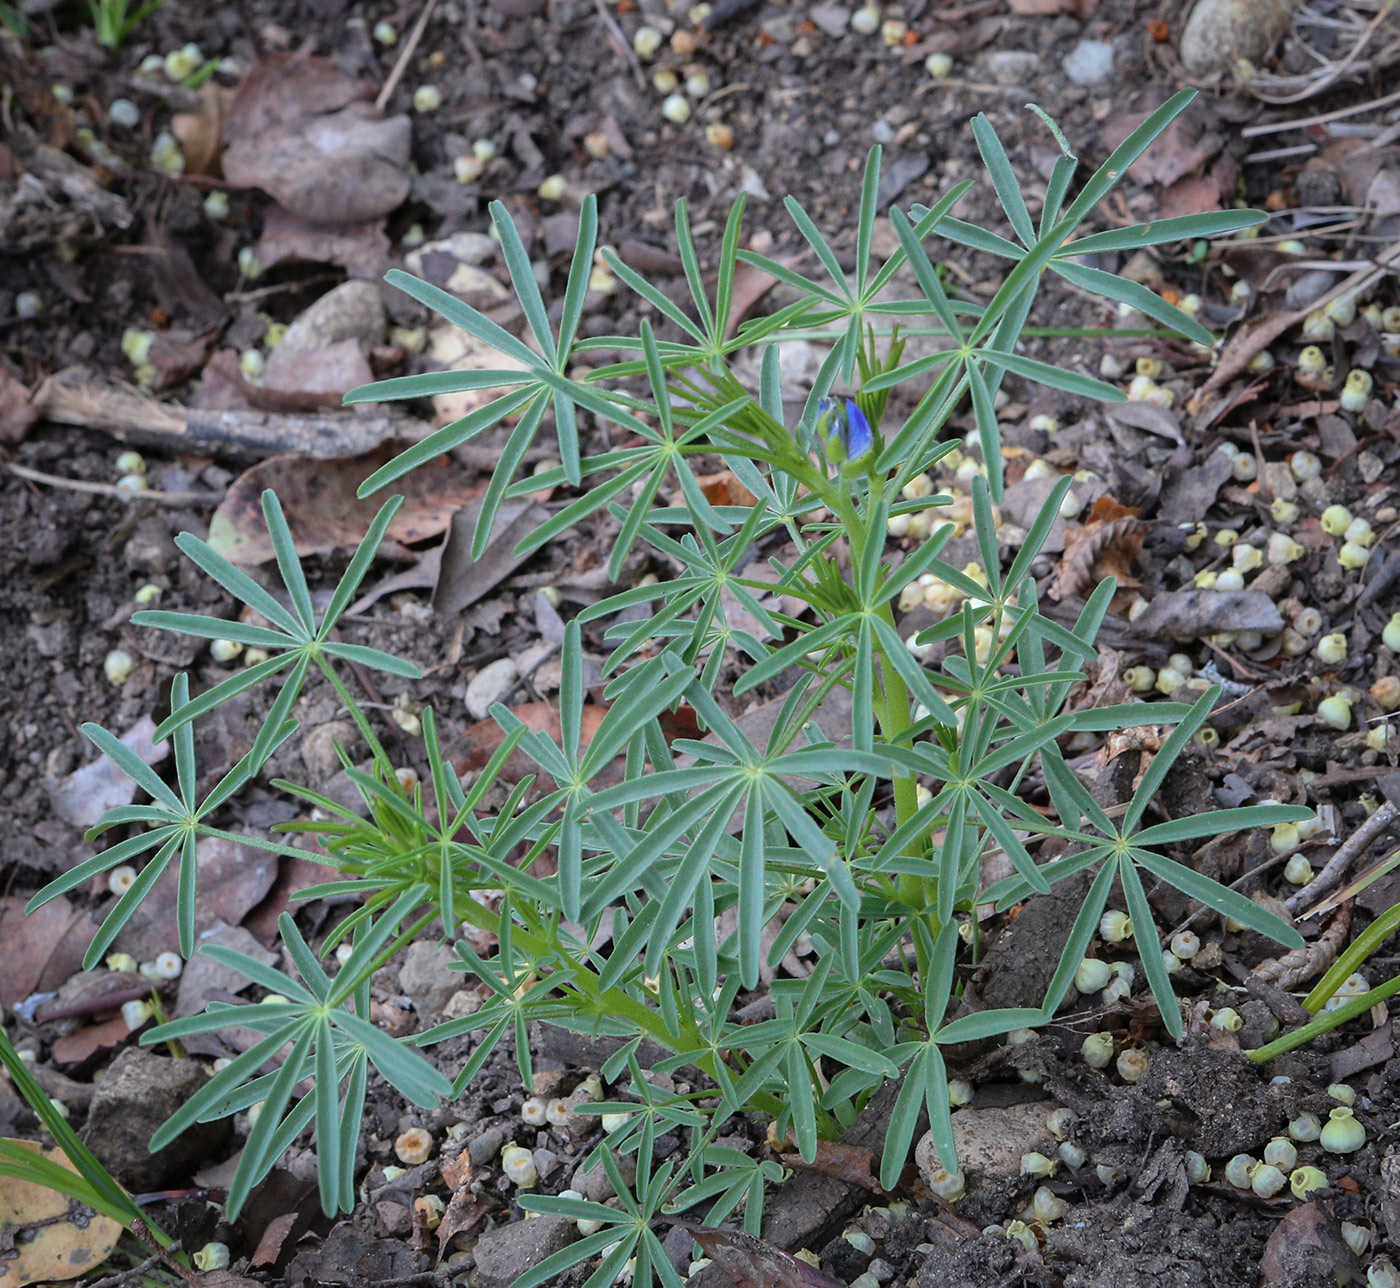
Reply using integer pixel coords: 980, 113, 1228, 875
1252, 903, 1351, 990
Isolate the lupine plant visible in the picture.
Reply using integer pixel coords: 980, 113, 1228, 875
27, 89, 1314, 1285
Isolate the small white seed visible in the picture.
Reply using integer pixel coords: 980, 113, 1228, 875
413, 84, 443, 112
149, 951, 183, 980
632, 25, 663, 57
1116, 1049, 1147, 1083
1099, 910, 1132, 943
661, 93, 692, 124
1210, 1007, 1242, 1033
851, 5, 881, 33
395, 1128, 433, 1165
104, 649, 135, 685
210, 638, 244, 663
501, 1143, 538, 1186
1081, 1032, 1114, 1069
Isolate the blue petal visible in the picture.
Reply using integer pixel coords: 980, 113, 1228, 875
842, 399, 874, 461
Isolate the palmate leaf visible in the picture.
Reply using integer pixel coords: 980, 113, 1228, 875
911, 91, 1265, 353
1009, 688, 1312, 1039
133, 491, 418, 760
143, 909, 450, 1219
27, 675, 302, 965
350, 197, 662, 556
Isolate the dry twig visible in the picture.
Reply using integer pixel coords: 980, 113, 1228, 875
1287, 799, 1400, 916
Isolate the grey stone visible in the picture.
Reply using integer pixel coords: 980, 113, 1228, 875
276, 280, 385, 357
468, 1124, 508, 1166
81, 1048, 230, 1190
982, 50, 1040, 86
808, 4, 849, 37
471, 1214, 577, 1288
1063, 38, 1114, 85
465, 658, 519, 721
397, 941, 461, 1021
1179, 0, 1297, 77
571, 1151, 636, 1201
175, 920, 278, 1018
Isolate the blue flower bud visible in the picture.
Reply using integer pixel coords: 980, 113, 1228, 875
817, 397, 874, 466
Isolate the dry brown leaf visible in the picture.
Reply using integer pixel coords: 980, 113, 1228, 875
206, 444, 483, 564
50, 1016, 130, 1067
664, 1221, 846, 1288
0, 898, 98, 1009
777, 1141, 884, 1193
1127, 588, 1284, 640
1047, 515, 1143, 600
148, 327, 216, 392
431, 498, 551, 618
262, 337, 374, 402
1258, 1203, 1363, 1286
1103, 110, 1222, 188
435, 1151, 486, 1260
171, 81, 234, 176
0, 1141, 123, 1286
0, 368, 38, 444
1158, 156, 1239, 220
449, 701, 608, 780
222, 54, 411, 226
1083, 495, 1140, 526
248, 1212, 299, 1268
253, 203, 392, 279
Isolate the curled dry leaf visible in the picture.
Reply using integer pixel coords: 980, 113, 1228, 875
205, 443, 482, 564
1252, 902, 1349, 989
777, 1141, 884, 1193
1048, 514, 1144, 601
0, 1141, 123, 1287
171, 81, 235, 177
222, 54, 411, 226
0, 367, 38, 444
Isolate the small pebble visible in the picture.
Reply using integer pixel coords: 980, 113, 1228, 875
465, 658, 520, 720
1063, 38, 1114, 85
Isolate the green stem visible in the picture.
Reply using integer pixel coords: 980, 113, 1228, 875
829, 489, 921, 903
448, 888, 785, 1120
